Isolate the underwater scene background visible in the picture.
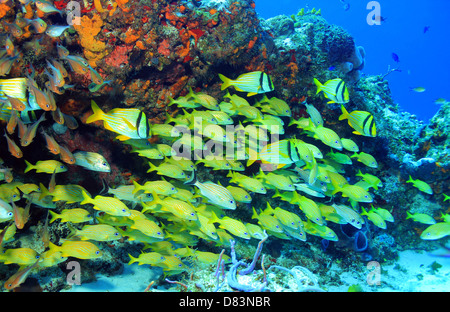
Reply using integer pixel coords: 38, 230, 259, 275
0, 0, 449, 293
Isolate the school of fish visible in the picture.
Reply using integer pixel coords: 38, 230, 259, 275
0, 57, 447, 290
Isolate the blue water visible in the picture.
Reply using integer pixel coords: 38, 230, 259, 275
255, 0, 450, 122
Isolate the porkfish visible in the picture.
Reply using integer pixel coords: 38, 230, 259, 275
219, 71, 274, 97
339, 105, 376, 137
86, 100, 151, 141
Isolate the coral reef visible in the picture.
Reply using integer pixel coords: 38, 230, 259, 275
0, 0, 448, 294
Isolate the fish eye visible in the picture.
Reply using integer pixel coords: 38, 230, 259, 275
12, 194, 17, 198
60, 165, 65, 169
190, 212, 195, 216
335, 140, 339, 144
275, 225, 279, 229
121, 209, 126, 212
229, 200, 234, 204
171, 187, 175, 191
178, 264, 182, 267
7, 212, 13, 217
244, 232, 248, 235
35, 255, 40, 259
95, 251, 100, 255
157, 232, 161, 235
244, 196, 248, 199
102, 162, 107, 166
114, 232, 119, 236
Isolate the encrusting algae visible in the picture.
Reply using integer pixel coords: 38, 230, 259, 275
0, 0, 448, 293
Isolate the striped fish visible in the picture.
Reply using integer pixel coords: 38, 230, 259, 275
86, 100, 151, 141
332, 204, 365, 229
314, 78, 349, 104
73, 151, 111, 172
339, 105, 376, 137
246, 139, 305, 168
302, 100, 323, 126
185, 170, 236, 210
219, 71, 274, 97
0, 78, 28, 105
39, 183, 91, 203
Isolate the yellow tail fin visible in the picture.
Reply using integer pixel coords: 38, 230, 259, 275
218, 74, 232, 91
86, 100, 105, 124
338, 104, 349, 121
313, 78, 323, 94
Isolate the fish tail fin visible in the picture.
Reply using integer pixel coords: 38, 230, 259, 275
313, 78, 323, 94
128, 254, 139, 265
251, 206, 259, 220
66, 223, 78, 239
86, 100, 105, 124
132, 180, 143, 195
207, 211, 220, 224
406, 175, 414, 183
38, 183, 50, 200
80, 189, 92, 205
48, 210, 60, 224
146, 161, 158, 173
338, 104, 349, 120
184, 169, 197, 185
406, 211, 413, 219
48, 241, 60, 253
218, 74, 232, 91
24, 160, 33, 173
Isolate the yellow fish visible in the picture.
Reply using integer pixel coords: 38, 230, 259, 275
130, 219, 164, 239
80, 190, 131, 217
86, 100, 151, 141
420, 222, 450, 240
69, 224, 122, 241
341, 138, 359, 152
406, 175, 433, 195
226, 185, 252, 203
147, 161, 187, 180
49, 241, 102, 259
332, 204, 365, 229
219, 71, 275, 97
351, 152, 378, 168
128, 252, 166, 266
361, 207, 386, 229
255, 170, 295, 191
149, 192, 198, 221
132, 180, 177, 196
310, 124, 343, 150
339, 105, 376, 137
209, 212, 251, 240
314, 78, 349, 104
227, 171, 267, 194
39, 183, 90, 203
49, 208, 93, 223
295, 194, 324, 225
336, 184, 373, 203
0, 248, 39, 265
406, 211, 436, 225
185, 170, 236, 210
24, 160, 67, 174
251, 207, 284, 234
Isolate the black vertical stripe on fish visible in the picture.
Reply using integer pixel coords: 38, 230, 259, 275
335, 80, 345, 103
145, 114, 150, 138
266, 74, 274, 91
289, 140, 300, 163
259, 72, 265, 92
136, 111, 143, 137
361, 114, 372, 135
